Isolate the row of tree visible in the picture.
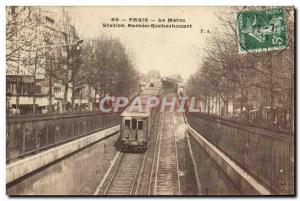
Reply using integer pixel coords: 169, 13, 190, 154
83, 37, 140, 99
6, 6, 139, 113
186, 7, 294, 129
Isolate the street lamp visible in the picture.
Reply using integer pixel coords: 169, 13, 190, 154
76, 39, 83, 45
76, 39, 83, 50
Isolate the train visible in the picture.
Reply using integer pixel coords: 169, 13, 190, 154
120, 87, 160, 152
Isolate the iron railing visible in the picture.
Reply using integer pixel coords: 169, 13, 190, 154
186, 112, 294, 195
6, 112, 120, 163
198, 112, 293, 134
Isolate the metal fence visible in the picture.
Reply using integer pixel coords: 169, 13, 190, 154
6, 112, 120, 162
186, 113, 294, 195
198, 111, 293, 134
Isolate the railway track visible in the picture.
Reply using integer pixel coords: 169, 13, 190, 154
137, 110, 163, 195
152, 111, 181, 195
95, 103, 162, 195
94, 91, 181, 196
103, 153, 142, 195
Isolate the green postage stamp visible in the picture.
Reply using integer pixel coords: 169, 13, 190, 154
237, 8, 288, 53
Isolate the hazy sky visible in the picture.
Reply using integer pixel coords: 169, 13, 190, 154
50, 7, 225, 79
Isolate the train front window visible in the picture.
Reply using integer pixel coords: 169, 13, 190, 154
125, 119, 130, 128
132, 118, 137, 129
138, 121, 143, 130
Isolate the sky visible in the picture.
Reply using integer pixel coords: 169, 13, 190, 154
49, 7, 225, 79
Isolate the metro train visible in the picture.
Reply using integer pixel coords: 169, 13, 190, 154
120, 87, 160, 152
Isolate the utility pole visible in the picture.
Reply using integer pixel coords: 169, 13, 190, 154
71, 39, 83, 112
48, 52, 53, 113
33, 48, 38, 114
16, 50, 20, 112
13, 8, 20, 113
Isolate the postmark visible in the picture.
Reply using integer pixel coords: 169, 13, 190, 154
237, 8, 287, 53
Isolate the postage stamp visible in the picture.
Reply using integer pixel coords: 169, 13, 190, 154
237, 8, 288, 53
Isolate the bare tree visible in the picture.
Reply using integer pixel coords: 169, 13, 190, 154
49, 9, 82, 112
82, 36, 139, 103
6, 6, 42, 112
186, 7, 294, 129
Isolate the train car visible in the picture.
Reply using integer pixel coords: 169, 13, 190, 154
120, 87, 160, 152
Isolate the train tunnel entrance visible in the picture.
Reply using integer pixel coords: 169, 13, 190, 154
161, 78, 178, 92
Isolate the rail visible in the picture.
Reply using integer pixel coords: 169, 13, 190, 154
186, 112, 294, 195
103, 153, 142, 195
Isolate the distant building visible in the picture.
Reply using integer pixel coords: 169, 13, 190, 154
6, 75, 96, 115
143, 70, 162, 88
73, 84, 96, 111
6, 75, 49, 115
6, 7, 94, 115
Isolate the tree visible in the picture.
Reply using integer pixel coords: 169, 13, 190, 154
186, 6, 294, 127
49, 9, 82, 112
82, 36, 139, 101
6, 7, 42, 112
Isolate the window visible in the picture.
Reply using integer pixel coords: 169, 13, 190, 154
54, 87, 61, 94
125, 119, 130, 128
132, 118, 137, 129
138, 121, 143, 130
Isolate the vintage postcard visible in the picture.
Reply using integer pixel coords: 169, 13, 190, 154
6, 6, 295, 196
